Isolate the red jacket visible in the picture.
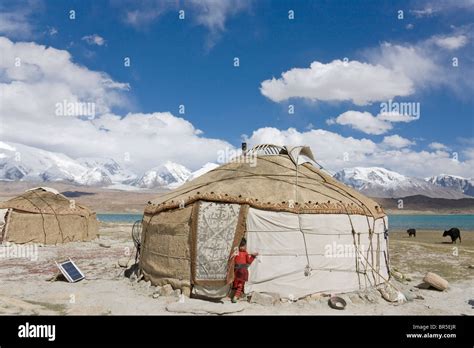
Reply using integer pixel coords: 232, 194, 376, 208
233, 250, 256, 283
235, 250, 256, 266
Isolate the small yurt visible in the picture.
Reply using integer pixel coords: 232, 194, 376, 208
0, 187, 99, 244
140, 145, 390, 299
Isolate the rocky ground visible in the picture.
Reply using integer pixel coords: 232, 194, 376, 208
0, 223, 472, 315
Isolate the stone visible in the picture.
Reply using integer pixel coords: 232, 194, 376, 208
309, 293, 323, 301
378, 285, 403, 303
266, 292, 281, 302
468, 265, 474, 269
158, 284, 174, 297
172, 289, 181, 297
250, 292, 279, 306
349, 294, 364, 304
99, 242, 111, 248
152, 292, 160, 299
402, 291, 415, 302
391, 270, 405, 282
359, 289, 380, 303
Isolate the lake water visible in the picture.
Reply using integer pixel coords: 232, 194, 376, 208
388, 214, 474, 231
98, 214, 143, 223
97, 213, 474, 231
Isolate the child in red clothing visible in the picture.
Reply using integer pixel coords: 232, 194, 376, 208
232, 237, 258, 303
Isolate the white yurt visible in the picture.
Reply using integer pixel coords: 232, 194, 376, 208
139, 144, 390, 299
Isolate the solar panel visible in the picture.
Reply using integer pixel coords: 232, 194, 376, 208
56, 259, 85, 282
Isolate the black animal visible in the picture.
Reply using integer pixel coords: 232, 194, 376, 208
443, 228, 461, 244
407, 228, 416, 237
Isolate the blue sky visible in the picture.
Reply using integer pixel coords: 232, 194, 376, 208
0, 0, 473, 177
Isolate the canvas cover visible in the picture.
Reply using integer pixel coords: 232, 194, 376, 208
2, 210, 98, 244
140, 205, 193, 289
245, 208, 389, 298
141, 201, 248, 294
0, 188, 98, 244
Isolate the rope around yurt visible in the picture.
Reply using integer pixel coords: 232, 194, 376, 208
291, 148, 312, 277
30, 190, 67, 244
16, 194, 48, 242
343, 206, 401, 296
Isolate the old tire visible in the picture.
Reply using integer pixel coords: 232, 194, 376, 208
423, 272, 449, 291
328, 296, 347, 310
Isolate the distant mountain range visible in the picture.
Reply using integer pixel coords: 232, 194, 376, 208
1, 141, 473, 199
0, 141, 215, 190
333, 167, 472, 199
131, 162, 191, 189
425, 174, 474, 197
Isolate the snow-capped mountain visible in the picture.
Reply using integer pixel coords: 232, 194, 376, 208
426, 174, 474, 197
334, 167, 468, 199
0, 141, 89, 183
0, 141, 207, 189
186, 162, 219, 182
0, 141, 132, 186
77, 157, 137, 184
1, 141, 471, 198
79, 167, 113, 186
132, 161, 191, 189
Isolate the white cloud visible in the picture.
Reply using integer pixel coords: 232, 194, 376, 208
245, 127, 473, 178
428, 142, 450, 151
82, 34, 106, 46
262, 29, 473, 106
0, 12, 32, 37
0, 37, 233, 172
48, 27, 58, 36
260, 60, 414, 106
119, 0, 251, 48
382, 135, 415, 149
411, 7, 435, 17
122, 0, 171, 27
327, 110, 418, 135
411, 0, 474, 17
431, 35, 468, 50
189, 0, 250, 32
463, 147, 474, 161
0, 0, 41, 39
188, 0, 252, 48
327, 111, 393, 135
365, 42, 440, 89
0, 37, 129, 113
365, 35, 473, 99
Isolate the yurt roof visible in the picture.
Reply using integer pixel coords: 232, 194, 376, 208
145, 146, 385, 218
0, 187, 95, 216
